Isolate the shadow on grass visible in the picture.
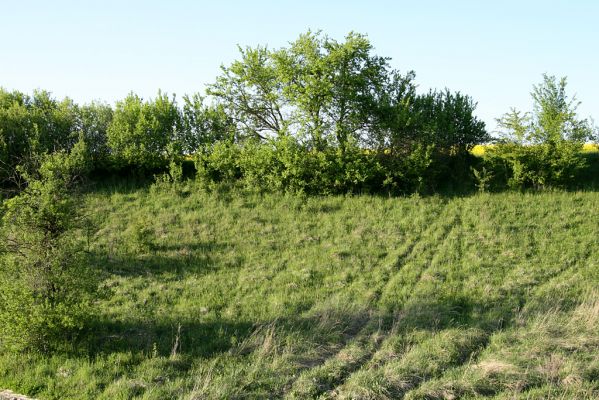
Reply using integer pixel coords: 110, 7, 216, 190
80, 318, 255, 360
86, 241, 233, 278
74, 290, 515, 364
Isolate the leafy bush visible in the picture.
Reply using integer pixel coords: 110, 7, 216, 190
107, 91, 179, 171
482, 74, 593, 190
194, 140, 242, 185
237, 139, 282, 191
484, 142, 586, 189
0, 144, 96, 352
413, 89, 489, 154
0, 89, 83, 184
194, 137, 438, 195
178, 94, 235, 154
77, 101, 113, 169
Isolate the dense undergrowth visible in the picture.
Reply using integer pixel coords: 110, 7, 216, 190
0, 180, 597, 399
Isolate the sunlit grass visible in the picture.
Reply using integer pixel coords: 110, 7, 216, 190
0, 182, 597, 399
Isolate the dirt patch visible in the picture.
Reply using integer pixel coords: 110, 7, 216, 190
0, 390, 36, 400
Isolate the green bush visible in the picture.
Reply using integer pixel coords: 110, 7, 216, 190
0, 89, 84, 184
178, 94, 235, 154
194, 137, 439, 195
483, 142, 586, 189
194, 140, 242, 185
0, 145, 96, 352
77, 101, 113, 170
107, 91, 179, 171
237, 139, 281, 191
484, 74, 593, 190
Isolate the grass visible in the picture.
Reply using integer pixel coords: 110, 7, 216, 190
1, 180, 598, 399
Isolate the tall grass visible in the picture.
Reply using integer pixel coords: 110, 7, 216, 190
1, 181, 598, 399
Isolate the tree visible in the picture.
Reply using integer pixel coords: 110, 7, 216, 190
0, 89, 82, 185
107, 91, 180, 170
76, 101, 113, 168
177, 93, 235, 154
208, 31, 415, 151
207, 46, 287, 140
29, 90, 79, 154
496, 108, 530, 145
0, 89, 31, 182
530, 74, 593, 143
489, 74, 592, 188
414, 89, 488, 153
273, 31, 408, 151
497, 74, 593, 145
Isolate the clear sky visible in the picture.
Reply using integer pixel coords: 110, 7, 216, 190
1, 0, 597, 132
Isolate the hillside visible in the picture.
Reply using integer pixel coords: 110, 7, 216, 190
1, 183, 598, 399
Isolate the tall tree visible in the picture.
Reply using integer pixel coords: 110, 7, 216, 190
530, 74, 593, 143
497, 74, 594, 145
208, 31, 416, 151
207, 46, 287, 140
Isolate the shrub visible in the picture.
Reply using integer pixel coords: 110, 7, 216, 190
0, 89, 82, 185
0, 145, 96, 352
194, 140, 242, 185
485, 74, 592, 190
77, 101, 113, 169
178, 94, 235, 154
377, 143, 435, 194
107, 91, 179, 171
237, 139, 282, 191
484, 142, 586, 189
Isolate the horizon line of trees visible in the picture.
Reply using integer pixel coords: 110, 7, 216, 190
1, 31, 597, 196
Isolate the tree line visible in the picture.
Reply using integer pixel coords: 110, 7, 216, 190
1, 31, 499, 195
2, 32, 595, 196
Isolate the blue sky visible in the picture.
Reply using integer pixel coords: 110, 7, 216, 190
1, 0, 597, 131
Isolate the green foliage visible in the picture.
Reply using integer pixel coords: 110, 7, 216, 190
209, 31, 419, 151
273, 31, 406, 149
2, 40, 597, 195
204, 30, 488, 194
194, 137, 387, 194
107, 91, 179, 170
77, 101, 113, 168
28, 90, 80, 154
0, 88, 82, 184
485, 141, 586, 189
178, 94, 235, 154
128, 216, 157, 254
414, 89, 489, 153
194, 140, 242, 185
207, 45, 285, 139
377, 143, 435, 194
0, 89, 31, 177
0, 146, 96, 352
484, 74, 591, 190
471, 165, 494, 193
530, 74, 594, 143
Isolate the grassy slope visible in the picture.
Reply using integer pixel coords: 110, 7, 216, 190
1, 182, 598, 399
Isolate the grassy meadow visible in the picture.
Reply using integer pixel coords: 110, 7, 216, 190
1, 181, 598, 399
